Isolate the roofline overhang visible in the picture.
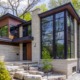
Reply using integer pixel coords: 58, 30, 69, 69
0, 13, 27, 23
39, 2, 80, 23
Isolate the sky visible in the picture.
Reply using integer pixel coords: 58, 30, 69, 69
0, 0, 49, 15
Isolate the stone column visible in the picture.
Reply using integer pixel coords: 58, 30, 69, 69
19, 26, 23, 61
74, 19, 77, 59
32, 9, 41, 62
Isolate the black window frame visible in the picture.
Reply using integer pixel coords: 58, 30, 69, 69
41, 10, 66, 59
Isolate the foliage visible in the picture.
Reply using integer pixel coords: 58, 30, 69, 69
36, 4, 48, 12
42, 47, 53, 72
0, 0, 40, 17
72, 0, 80, 15
48, 0, 80, 15
20, 12, 31, 21
0, 62, 11, 80
48, 0, 70, 9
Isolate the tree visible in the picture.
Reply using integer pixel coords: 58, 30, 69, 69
0, 0, 41, 17
72, 0, 80, 15
36, 4, 48, 12
48, 0, 80, 15
20, 12, 31, 21
48, 0, 71, 9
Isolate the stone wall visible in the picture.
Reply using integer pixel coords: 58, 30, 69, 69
32, 9, 41, 62
0, 44, 19, 61
52, 59, 77, 77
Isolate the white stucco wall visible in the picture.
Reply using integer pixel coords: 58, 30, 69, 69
0, 44, 19, 61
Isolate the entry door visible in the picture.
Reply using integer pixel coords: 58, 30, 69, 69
26, 43, 32, 60
23, 44, 27, 60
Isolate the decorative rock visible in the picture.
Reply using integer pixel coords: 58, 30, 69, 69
29, 71, 44, 76
29, 67, 38, 71
14, 71, 29, 80
36, 71, 44, 76
29, 71, 37, 75
24, 74, 42, 80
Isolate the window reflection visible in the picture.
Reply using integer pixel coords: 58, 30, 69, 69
42, 16, 53, 57
67, 12, 75, 58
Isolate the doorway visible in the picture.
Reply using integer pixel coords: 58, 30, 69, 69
23, 43, 32, 60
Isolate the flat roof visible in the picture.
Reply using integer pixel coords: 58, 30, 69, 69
39, 3, 80, 23
0, 13, 27, 23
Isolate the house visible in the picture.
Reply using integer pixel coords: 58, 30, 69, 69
0, 2, 79, 76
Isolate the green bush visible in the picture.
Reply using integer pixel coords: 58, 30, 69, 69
42, 47, 53, 72
0, 62, 11, 80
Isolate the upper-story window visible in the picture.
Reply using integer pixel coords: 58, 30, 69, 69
23, 24, 31, 37
10, 26, 19, 38
0, 25, 8, 38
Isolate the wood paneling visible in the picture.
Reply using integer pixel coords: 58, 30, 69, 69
26, 43, 32, 60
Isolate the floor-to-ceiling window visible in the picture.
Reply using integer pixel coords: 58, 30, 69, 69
55, 12, 64, 59
41, 16, 53, 57
41, 11, 65, 59
41, 11, 75, 59
67, 11, 75, 58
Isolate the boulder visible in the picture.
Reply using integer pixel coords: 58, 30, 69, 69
24, 74, 42, 80
29, 67, 38, 71
14, 71, 29, 80
29, 71, 44, 76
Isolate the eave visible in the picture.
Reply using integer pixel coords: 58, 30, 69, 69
12, 36, 33, 43
39, 3, 80, 23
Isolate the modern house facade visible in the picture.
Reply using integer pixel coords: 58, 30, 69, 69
0, 3, 79, 76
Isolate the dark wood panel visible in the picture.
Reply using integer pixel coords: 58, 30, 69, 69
26, 43, 32, 60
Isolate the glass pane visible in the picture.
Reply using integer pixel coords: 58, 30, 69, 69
67, 32, 71, 41
56, 12, 64, 19
28, 25, 31, 36
56, 32, 64, 40
71, 35, 74, 41
71, 42, 75, 58
1, 26, 8, 37
55, 18, 64, 31
71, 19, 74, 34
42, 16, 53, 23
42, 18, 53, 58
67, 41, 71, 58
55, 40, 64, 59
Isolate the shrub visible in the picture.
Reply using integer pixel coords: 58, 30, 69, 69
42, 47, 53, 72
0, 62, 11, 80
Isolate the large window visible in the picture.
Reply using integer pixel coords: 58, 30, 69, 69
67, 12, 75, 58
41, 11, 75, 59
41, 16, 53, 57
55, 12, 64, 59
23, 24, 31, 37
41, 12, 65, 59
10, 26, 19, 38
0, 25, 8, 38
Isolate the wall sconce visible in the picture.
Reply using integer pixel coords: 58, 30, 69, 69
16, 53, 19, 56
34, 43, 36, 47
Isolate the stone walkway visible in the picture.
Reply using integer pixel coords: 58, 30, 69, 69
67, 73, 80, 80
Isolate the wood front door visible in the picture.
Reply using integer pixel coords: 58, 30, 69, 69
26, 43, 32, 60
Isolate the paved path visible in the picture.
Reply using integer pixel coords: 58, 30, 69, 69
67, 73, 80, 80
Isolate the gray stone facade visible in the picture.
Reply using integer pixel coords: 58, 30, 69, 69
0, 44, 19, 61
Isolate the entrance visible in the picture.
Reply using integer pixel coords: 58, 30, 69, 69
23, 43, 32, 60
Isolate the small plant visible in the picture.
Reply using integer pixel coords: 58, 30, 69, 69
42, 47, 53, 80
0, 61, 11, 80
